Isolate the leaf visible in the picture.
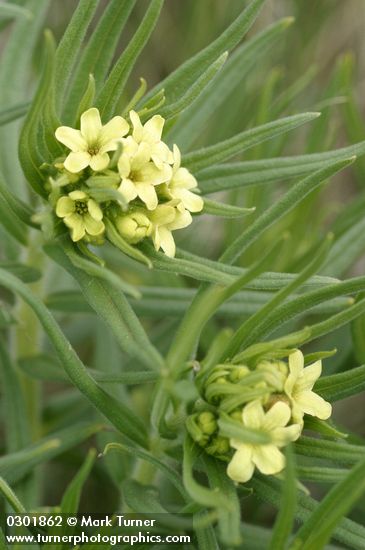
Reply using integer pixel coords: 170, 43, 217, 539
251, 475, 365, 550
0, 101, 30, 126
289, 457, 365, 549
0, 477, 26, 513
0, 339, 30, 453
314, 365, 365, 402
218, 413, 270, 445
197, 139, 365, 194
270, 447, 296, 550
0, 267, 149, 447
220, 157, 355, 265
18, 353, 158, 385
142, 0, 267, 106
54, 0, 99, 112
170, 17, 294, 149
102, 442, 188, 500
158, 52, 228, 121
0, 262, 40, 283
183, 113, 320, 172
296, 466, 348, 484
18, 30, 55, 197
61, 449, 96, 513
202, 197, 255, 218
62, 238, 140, 299
0, 3, 32, 21
0, 195, 28, 245
65, 0, 136, 122
224, 234, 333, 359
322, 217, 365, 277
45, 242, 163, 371
294, 436, 365, 465
0, 170, 36, 228
202, 456, 242, 546
97, 0, 164, 119
0, 423, 103, 485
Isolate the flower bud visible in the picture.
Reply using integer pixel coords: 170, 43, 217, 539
115, 210, 152, 244
197, 411, 217, 435
206, 436, 230, 458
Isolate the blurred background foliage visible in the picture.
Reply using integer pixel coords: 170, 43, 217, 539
1, 0, 365, 531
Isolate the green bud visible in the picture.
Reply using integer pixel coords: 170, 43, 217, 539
197, 411, 217, 435
230, 409, 243, 422
229, 365, 250, 383
115, 210, 152, 244
206, 436, 230, 458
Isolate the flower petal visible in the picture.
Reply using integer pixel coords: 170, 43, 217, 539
98, 116, 129, 149
144, 114, 164, 142
253, 445, 285, 475
158, 226, 176, 257
130, 110, 144, 142
272, 424, 302, 446
80, 107, 102, 144
168, 208, 192, 231
55, 126, 87, 152
136, 182, 158, 210
295, 390, 332, 420
56, 197, 74, 218
150, 204, 176, 225
63, 213, 85, 242
296, 360, 322, 392
136, 162, 172, 185
118, 179, 138, 203
132, 142, 151, 170
262, 402, 291, 431
69, 190, 87, 200
64, 151, 91, 173
118, 154, 131, 178
172, 167, 197, 189
83, 214, 105, 236
89, 152, 110, 171
288, 350, 304, 377
173, 188, 204, 213
242, 400, 265, 429
87, 199, 103, 222
227, 448, 254, 483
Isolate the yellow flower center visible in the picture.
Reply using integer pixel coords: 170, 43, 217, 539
74, 200, 88, 215
88, 146, 100, 155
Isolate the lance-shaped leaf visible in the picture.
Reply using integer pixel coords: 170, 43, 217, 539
170, 17, 294, 149
183, 113, 320, 172
314, 364, 365, 402
97, 0, 164, 119
220, 157, 355, 265
141, 0, 267, 106
0, 267, 148, 447
0, 101, 29, 127
202, 198, 255, 218
269, 447, 296, 550
197, 140, 365, 194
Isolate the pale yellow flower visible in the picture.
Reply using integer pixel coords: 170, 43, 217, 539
56, 190, 104, 242
284, 350, 332, 424
117, 136, 172, 210
55, 108, 129, 173
115, 209, 152, 244
162, 145, 204, 213
148, 202, 192, 257
227, 400, 301, 483
129, 110, 173, 168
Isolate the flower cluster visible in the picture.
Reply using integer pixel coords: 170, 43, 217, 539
186, 349, 332, 483
49, 108, 203, 257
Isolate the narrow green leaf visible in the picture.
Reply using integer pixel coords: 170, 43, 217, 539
158, 52, 228, 120
61, 449, 96, 513
0, 170, 36, 228
315, 364, 365, 402
0, 340, 30, 452
0, 423, 103, 484
221, 157, 355, 265
322, 217, 365, 277
270, 447, 296, 550
0, 3, 32, 20
252, 475, 365, 550
297, 466, 348, 484
0, 194, 28, 245
218, 414, 270, 445
183, 113, 320, 172
290, 457, 365, 549
97, 0, 164, 119
65, 0, 136, 122
0, 477, 26, 513
224, 235, 333, 359
197, 140, 365, 194
0, 268, 149, 447
142, 0, 266, 105
54, 0, 99, 112
18, 30, 55, 197
170, 17, 294, 149
202, 197, 255, 218
294, 436, 365, 465
0, 262, 40, 283
0, 101, 29, 126
102, 442, 188, 500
